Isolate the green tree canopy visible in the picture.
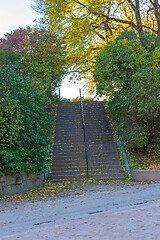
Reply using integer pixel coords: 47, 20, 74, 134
20, 27, 67, 95
94, 30, 160, 153
33, 0, 160, 78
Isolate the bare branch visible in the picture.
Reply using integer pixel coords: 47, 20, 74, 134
97, 33, 106, 40
143, 25, 157, 33
31, 0, 45, 14
151, 0, 160, 36
109, 17, 137, 29
126, 0, 136, 11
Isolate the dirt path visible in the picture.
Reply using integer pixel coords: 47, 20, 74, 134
1, 183, 160, 239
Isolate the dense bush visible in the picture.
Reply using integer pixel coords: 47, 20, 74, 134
94, 31, 160, 153
0, 25, 66, 176
0, 47, 56, 175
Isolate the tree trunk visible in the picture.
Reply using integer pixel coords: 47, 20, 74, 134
153, 0, 160, 36
126, 0, 144, 45
134, 0, 144, 37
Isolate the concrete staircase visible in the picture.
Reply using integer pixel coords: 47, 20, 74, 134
52, 101, 124, 181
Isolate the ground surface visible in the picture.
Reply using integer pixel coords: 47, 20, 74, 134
1, 183, 160, 239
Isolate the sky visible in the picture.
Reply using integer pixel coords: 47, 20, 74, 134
0, 0, 38, 38
0, 0, 82, 100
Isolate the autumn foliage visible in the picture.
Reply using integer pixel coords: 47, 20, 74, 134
0, 27, 29, 50
0, 26, 66, 176
33, 0, 160, 77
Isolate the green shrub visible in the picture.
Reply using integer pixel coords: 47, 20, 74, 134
94, 30, 160, 153
0, 47, 55, 176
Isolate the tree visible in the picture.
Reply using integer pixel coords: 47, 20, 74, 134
94, 30, 160, 153
0, 48, 23, 153
32, 0, 160, 77
0, 47, 54, 175
0, 25, 67, 175
21, 27, 67, 96
0, 27, 30, 50
0, 26, 67, 97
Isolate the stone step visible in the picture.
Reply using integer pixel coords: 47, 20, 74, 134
52, 162, 122, 170
52, 166, 123, 173
55, 138, 84, 142
56, 121, 81, 124
53, 152, 119, 158
52, 161, 122, 167
87, 150, 119, 155
51, 173, 124, 181
55, 136, 84, 140
52, 172, 123, 179
52, 170, 87, 176
51, 101, 124, 181
53, 146, 85, 151
53, 151, 85, 155
51, 176, 88, 181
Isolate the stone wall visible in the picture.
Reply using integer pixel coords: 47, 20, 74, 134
0, 170, 49, 196
131, 169, 160, 182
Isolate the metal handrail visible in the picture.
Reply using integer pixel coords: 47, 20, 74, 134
117, 141, 131, 174
79, 88, 89, 178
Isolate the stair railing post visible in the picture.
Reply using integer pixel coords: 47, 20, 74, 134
59, 88, 60, 99
79, 88, 89, 178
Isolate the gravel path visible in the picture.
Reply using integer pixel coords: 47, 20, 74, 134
0, 183, 160, 239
